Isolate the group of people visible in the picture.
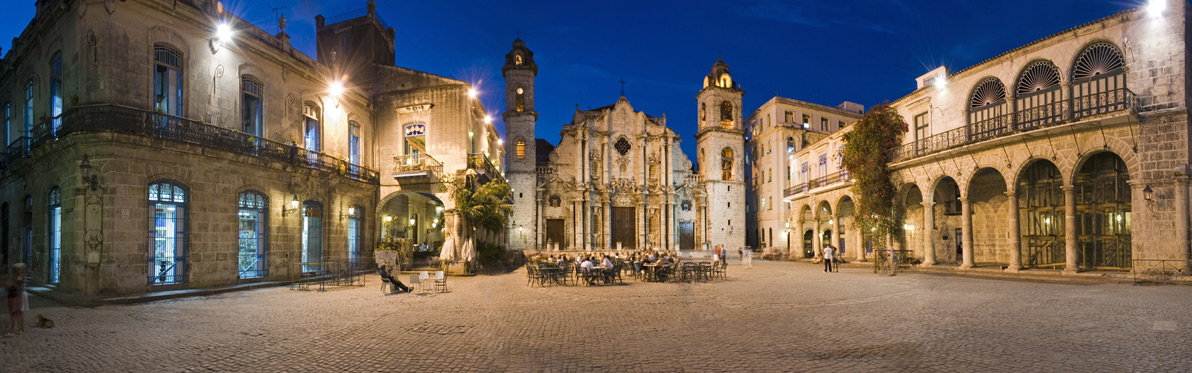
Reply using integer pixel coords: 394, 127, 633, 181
822, 245, 840, 273
5, 263, 28, 336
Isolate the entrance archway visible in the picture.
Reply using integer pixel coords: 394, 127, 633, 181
968, 168, 1008, 266
380, 192, 446, 266
1076, 152, 1131, 270
1018, 160, 1064, 269
802, 230, 814, 258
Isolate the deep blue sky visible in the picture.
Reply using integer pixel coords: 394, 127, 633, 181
0, 0, 1146, 160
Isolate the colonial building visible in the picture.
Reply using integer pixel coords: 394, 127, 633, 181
507, 52, 745, 251
0, 0, 503, 295
744, 97, 862, 256
783, 2, 1191, 273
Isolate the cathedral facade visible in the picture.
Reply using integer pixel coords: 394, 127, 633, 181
505, 42, 745, 251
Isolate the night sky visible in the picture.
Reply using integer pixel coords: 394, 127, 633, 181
0, 0, 1144, 161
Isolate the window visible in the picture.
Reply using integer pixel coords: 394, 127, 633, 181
348, 120, 361, 165
720, 101, 733, 129
614, 137, 631, 156
50, 52, 62, 135
347, 204, 363, 263
149, 181, 187, 285
681, 200, 691, 211
821, 118, 828, 131
700, 103, 707, 127
721, 147, 734, 181
303, 103, 320, 152
516, 86, 525, 112
785, 111, 793, 123
237, 191, 268, 279
301, 200, 323, 272
799, 162, 808, 184
516, 139, 526, 159
24, 80, 33, 140
515, 53, 523, 65
48, 187, 61, 283
786, 166, 790, 181
818, 154, 827, 178
549, 195, 561, 207
4, 103, 10, 147
153, 45, 184, 117
404, 122, 426, 155
241, 77, 263, 137
787, 137, 795, 154
914, 112, 929, 151
839, 120, 845, 129
802, 114, 810, 129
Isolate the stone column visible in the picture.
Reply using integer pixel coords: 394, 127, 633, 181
1175, 177, 1191, 268
1005, 191, 1022, 271
921, 201, 936, 266
960, 197, 974, 269
813, 219, 822, 259
603, 196, 612, 250
831, 215, 841, 254
1062, 185, 1079, 274
792, 219, 804, 260
537, 188, 546, 249
854, 228, 865, 261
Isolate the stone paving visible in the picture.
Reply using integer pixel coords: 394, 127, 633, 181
2, 260, 1191, 372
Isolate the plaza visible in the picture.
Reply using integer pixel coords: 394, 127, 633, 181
3, 261, 1190, 371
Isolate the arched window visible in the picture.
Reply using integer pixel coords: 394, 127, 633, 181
50, 52, 62, 135
153, 45, 184, 117
1072, 42, 1127, 119
348, 120, 361, 165
720, 101, 734, 129
515, 86, 525, 112
48, 187, 61, 283
303, 103, 321, 152
149, 180, 187, 285
1015, 60, 1062, 130
241, 77, 263, 137
346, 204, 363, 263
721, 147, 734, 181
237, 191, 268, 278
718, 73, 732, 88
301, 200, 323, 272
515, 53, 523, 65
700, 102, 707, 126
515, 139, 526, 159
967, 77, 1007, 141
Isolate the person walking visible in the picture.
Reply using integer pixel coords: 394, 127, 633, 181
823, 245, 835, 273
742, 247, 754, 269
6, 263, 27, 336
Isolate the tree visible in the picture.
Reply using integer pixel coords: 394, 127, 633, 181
841, 103, 907, 256
443, 172, 513, 241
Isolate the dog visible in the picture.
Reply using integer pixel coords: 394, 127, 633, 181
36, 314, 54, 329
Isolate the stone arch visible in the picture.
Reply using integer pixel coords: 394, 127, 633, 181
1014, 158, 1065, 269
1014, 59, 1062, 95
1067, 141, 1139, 188
1068, 39, 1125, 81
815, 200, 833, 221
1070, 150, 1132, 270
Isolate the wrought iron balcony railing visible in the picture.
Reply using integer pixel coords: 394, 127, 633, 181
392, 153, 443, 179
784, 183, 807, 197
467, 153, 505, 184
892, 88, 1136, 163
6, 104, 380, 184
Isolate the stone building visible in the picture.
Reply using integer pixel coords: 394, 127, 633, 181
744, 97, 862, 257
507, 51, 745, 251
0, 0, 503, 295
783, 2, 1191, 273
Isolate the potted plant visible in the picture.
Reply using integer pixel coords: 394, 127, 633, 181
374, 236, 410, 271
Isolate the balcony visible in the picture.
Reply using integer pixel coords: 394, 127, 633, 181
783, 171, 850, 198
392, 154, 443, 180
467, 153, 505, 184
893, 88, 1136, 163
6, 104, 380, 184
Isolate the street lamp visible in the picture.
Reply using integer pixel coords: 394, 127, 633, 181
79, 154, 99, 191
283, 194, 300, 216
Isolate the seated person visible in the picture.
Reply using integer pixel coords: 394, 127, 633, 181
602, 256, 614, 269
378, 265, 411, 293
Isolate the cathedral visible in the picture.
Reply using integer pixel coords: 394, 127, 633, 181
504, 41, 745, 252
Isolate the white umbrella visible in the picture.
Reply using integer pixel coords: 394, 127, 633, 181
439, 236, 457, 262
461, 238, 477, 263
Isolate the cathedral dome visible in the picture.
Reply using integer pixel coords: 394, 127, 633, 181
704, 59, 734, 89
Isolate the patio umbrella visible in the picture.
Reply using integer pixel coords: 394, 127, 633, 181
439, 236, 457, 262
461, 238, 477, 263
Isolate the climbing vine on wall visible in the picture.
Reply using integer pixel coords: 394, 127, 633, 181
841, 103, 907, 248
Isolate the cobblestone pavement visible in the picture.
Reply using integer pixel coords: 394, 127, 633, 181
3, 261, 1191, 372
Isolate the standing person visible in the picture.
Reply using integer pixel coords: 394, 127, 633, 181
823, 245, 835, 273
6, 263, 27, 336
742, 247, 754, 269
712, 245, 722, 265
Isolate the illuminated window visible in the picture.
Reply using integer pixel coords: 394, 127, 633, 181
303, 103, 320, 152
721, 147, 734, 181
50, 52, 62, 135
48, 187, 61, 283
516, 87, 525, 112
348, 121, 361, 165
720, 101, 733, 129
24, 80, 33, 139
153, 45, 183, 117
149, 180, 188, 285
515, 53, 523, 65
302, 200, 323, 273
241, 77, 263, 137
347, 204, 363, 263
237, 191, 268, 279
515, 139, 526, 159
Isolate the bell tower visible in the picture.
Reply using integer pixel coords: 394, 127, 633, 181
503, 38, 538, 250
695, 59, 745, 249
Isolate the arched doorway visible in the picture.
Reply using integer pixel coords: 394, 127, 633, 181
1018, 160, 1064, 269
931, 177, 962, 264
380, 192, 446, 267
968, 168, 1008, 266
802, 230, 814, 259
838, 196, 855, 258
817, 201, 833, 258
1076, 152, 1131, 270
902, 185, 924, 262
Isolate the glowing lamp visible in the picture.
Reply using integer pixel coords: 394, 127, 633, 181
328, 81, 345, 98
216, 23, 233, 43
467, 87, 478, 99
1148, 0, 1167, 17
